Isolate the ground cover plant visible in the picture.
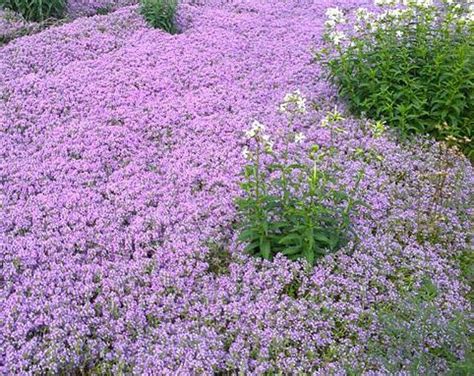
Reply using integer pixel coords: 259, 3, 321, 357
317, 0, 474, 159
0, 0, 472, 374
66, 0, 137, 17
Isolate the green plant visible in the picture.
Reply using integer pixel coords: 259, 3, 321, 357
140, 0, 178, 34
316, 1, 474, 160
368, 278, 472, 374
0, 0, 66, 22
204, 239, 232, 276
235, 94, 363, 265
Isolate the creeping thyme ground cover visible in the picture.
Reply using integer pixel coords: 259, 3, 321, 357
0, 0, 472, 374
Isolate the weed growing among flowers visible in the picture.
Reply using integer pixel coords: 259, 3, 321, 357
317, 0, 474, 159
236, 92, 363, 265
140, 0, 178, 33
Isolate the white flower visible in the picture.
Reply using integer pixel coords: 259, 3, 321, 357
279, 90, 307, 114
325, 7, 345, 24
244, 128, 256, 138
387, 9, 404, 18
396, 30, 403, 38
460, 13, 474, 24
245, 120, 266, 139
355, 8, 371, 21
294, 132, 306, 144
329, 30, 346, 45
417, 0, 433, 7
242, 146, 251, 159
261, 134, 274, 152
252, 120, 265, 132
324, 19, 337, 29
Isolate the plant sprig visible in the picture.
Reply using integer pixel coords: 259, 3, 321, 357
236, 95, 363, 265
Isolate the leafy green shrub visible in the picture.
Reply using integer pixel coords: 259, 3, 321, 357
0, 0, 66, 22
317, 1, 474, 160
140, 0, 178, 34
236, 92, 362, 265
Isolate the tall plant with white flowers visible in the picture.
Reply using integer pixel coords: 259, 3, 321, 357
316, 0, 474, 160
236, 91, 363, 265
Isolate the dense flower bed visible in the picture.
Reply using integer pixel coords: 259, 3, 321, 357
67, 0, 137, 17
0, 8, 42, 44
0, 0, 472, 374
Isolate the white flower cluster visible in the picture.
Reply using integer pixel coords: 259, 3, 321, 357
460, 3, 474, 23
331, 31, 347, 45
326, 7, 346, 24
294, 132, 306, 144
355, 8, 370, 21
244, 120, 274, 155
245, 120, 265, 139
325, 7, 346, 28
324, 7, 348, 45
350, 0, 472, 38
279, 90, 306, 115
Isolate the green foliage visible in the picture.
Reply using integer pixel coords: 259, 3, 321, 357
204, 239, 232, 276
368, 278, 472, 374
0, 0, 66, 22
318, 2, 474, 160
282, 278, 302, 299
140, 0, 178, 34
457, 248, 474, 303
235, 108, 362, 266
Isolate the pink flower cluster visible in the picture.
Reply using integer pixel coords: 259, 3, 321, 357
0, 0, 472, 374
67, 0, 138, 17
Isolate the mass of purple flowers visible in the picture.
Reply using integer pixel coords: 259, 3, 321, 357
0, 0, 472, 374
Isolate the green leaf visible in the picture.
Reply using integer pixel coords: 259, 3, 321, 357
238, 229, 258, 242
313, 232, 330, 245
303, 247, 315, 265
281, 247, 302, 256
260, 239, 271, 260
279, 234, 302, 245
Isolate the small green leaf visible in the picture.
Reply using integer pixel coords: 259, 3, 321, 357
260, 239, 271, 260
